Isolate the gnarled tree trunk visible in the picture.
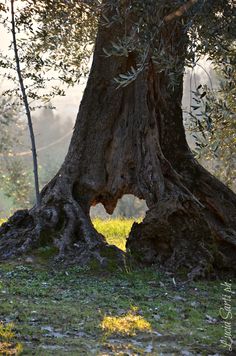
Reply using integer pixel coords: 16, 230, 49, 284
0, 4, 235, 278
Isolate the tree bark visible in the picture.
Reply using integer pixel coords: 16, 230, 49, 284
0, 4, 235, 278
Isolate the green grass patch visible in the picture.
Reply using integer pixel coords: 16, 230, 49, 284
93, 218, 140, 251
101, 307, 152, 336
0, 218, 235, 354
0, 262, 232, 355
0, 218, 6, 226
0, 321, 23, 355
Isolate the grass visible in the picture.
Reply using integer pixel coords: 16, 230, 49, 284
93, 218, 139, 251
101, 307, 152, 336
0, 321, 23, 355
0, 218, 6, 226
0, 217, 235, 354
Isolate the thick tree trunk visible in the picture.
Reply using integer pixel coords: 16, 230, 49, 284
0, 4, 235, 277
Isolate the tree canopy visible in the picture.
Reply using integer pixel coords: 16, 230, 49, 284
0, 1, 235, 96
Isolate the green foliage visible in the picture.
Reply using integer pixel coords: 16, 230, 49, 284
0, 0, 234, 97
0, 96, 19, 153
188, 52, 236, 189
102, 0, 235, 89
0, 159, 33, 209
190, 0, 235, 62
0, 0, 98, 108
0, 96, 32, 209
1, 0, 234, 94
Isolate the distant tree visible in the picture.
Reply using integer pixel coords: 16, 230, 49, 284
115, 195, 148, 219
189, 54, 236, 189
0, 1, 235, 278
1, 159, 32, 209
0, 96, 32, 210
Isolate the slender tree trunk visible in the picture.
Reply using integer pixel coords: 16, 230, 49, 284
11, 0, 40, 207
0, 4, 235, 277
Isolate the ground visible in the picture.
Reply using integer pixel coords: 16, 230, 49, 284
0, 218, 235, 355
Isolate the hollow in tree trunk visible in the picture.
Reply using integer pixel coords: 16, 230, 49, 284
0, 4, 235, 278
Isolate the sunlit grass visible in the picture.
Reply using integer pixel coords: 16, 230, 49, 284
0, 322, 15, 340
0, 218, 6, 226
0, 322, 23, 355
100, 307, 152, 336
93, 218, 140, 251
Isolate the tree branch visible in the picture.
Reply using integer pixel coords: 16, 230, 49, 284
164, 0, 199, 22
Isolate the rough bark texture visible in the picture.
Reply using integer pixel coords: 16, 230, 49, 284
0, 4, 235, 278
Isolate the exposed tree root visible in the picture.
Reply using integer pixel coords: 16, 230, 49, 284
0, 158, 235, 278
126, 192, 236, 279
0, 197, 125, 269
